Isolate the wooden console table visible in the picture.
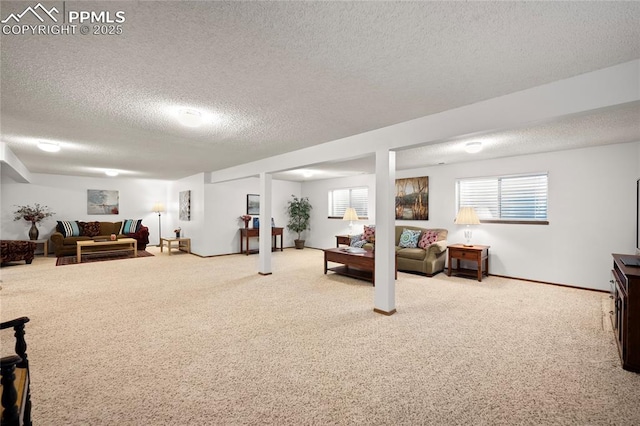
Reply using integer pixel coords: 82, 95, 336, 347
240, 227, 283, 255
447, 244, 490, 282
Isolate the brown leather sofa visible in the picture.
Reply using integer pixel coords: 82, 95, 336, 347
50, 221, 149, 257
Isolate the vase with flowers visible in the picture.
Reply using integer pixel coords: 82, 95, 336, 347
174, 227, 181, 238
239, 215, 251, 229
13, 203, 55, 240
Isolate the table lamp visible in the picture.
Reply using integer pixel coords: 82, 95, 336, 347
342, 207, 359, 235
454, 207, 480, 246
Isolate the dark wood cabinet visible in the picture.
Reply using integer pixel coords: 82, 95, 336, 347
611, 254, 640, 373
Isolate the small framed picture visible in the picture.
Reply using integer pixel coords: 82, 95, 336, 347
247, 194, 259, 215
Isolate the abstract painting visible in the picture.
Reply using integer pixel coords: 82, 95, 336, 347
87, 190, 119, 215
247, 194, 259, 215
179, 190, 191, 221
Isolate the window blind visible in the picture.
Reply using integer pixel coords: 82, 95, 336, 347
328, 187, 368, 217
457, 173, 548, 222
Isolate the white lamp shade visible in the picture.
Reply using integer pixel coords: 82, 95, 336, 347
454, 207, 480, 225
342, 208, 359, 221
152, 202, 165, 213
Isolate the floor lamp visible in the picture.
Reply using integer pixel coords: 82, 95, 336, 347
152, 202, 165, 246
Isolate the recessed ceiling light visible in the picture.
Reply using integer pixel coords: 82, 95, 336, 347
303, 171, 314, 178
105, 170, 119, 177
37, 142, 60, 152
177, 108, 203, 127
465, 142, 482, 154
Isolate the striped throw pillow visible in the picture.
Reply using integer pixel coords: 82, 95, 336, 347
120, 219, 142, 234
57, 220, 81, 237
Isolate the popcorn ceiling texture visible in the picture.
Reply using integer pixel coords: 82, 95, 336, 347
1, 247, 640, 424
1, 1, 639, 179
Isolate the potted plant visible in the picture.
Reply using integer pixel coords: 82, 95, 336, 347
286, 195, 312, 249
13, 203, 55, 240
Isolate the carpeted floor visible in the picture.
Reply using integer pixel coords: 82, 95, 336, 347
55, 249, 154, 266
1, 247, 639, 425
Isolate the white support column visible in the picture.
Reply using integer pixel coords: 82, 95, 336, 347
258, 172, 273, 275
374, 149, 396, 315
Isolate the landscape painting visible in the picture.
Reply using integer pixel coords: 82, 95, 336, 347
395, 177, 428, 220
87, 190, 119, 215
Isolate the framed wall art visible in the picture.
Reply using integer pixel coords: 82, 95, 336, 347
87, 189, 119, 215
247, 194, 259, 215
179, 190, 191, 221
395, 176, 429, 220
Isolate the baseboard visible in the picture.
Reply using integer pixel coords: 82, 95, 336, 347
373, 308, 397, 316
488, 273, 608, 293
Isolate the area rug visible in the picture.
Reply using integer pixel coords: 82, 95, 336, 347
56, 250, 154, 266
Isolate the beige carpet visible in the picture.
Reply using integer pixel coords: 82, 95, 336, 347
1, 247, 639, 425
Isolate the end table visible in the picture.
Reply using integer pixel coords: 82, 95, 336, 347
447, 244, 490, 282
335, 235, 351, 247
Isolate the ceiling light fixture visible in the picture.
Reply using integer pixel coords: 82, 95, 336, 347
105, 170, 119, 177
465, 142, 483, 154
37, 142, 60, 152
177, 108, 203, 127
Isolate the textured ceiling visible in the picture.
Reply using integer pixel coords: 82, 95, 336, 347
1, 1, 639, 180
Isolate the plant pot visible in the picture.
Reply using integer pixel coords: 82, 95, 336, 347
28, 222, 39, 240
294, 239, 305, 249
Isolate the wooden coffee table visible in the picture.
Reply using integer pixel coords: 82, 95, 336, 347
76, 238, 137, 263
323, 247, 397, 286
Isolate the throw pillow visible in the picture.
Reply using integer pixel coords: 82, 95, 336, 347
350, 234, 363, 246
399, 228, 421, 248
352, 239, 367, 248
418, 230, 439, 249
363, 225, 376, 243
57, 220, 81, 238
79, 221, 101, 237
120, 219, 142, 234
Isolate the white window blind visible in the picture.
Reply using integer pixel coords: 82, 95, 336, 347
328, 187, 368, 217
457, 173, 548, 222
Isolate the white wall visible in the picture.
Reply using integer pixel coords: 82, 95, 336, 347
302, 142, 639, 291
168, 173, 205, 252
302, 173, 376, 249
1, 173, 168, 242
199, 177, 301, 256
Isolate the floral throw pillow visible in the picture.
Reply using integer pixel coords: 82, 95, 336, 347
363, 225, 376, 243
399, 228, 421, 248
79, 221, 101, 237
418, 230, 439, 249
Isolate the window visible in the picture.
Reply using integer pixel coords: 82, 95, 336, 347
328, 187, 368, 218
456, 173, 548, 224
